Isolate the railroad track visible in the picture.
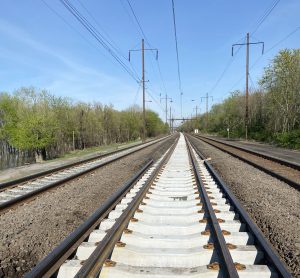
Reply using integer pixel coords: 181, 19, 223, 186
27, 133, 290, 278
190, 134, 300, 190
0, 136, 172, 213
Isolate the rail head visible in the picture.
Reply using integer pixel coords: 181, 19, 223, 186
189, 134, 300, 190
0, 135, 177, 213
192, 134, 300, 171
25, 159, 154, 278
186, 137, 239, 278
74, 137, 179, 278
0, 134, 173, 191
189, 138, 291, 278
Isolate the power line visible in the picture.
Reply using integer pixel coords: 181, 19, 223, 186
42, 0, 138, 76
171, 0, 183, 116
208, 1, 280, 96
207, 37, 245, 95
76, 0, 128, 61
41, 0, 101, 53
249, 73, 256, 90
124, 0, 168, 96
146, 87, 166, 113
59, 0, 140, 83
230, 27, 300, 91
75, 0, 140, 78
250, 26, 300, 69
133, 82, 142, 105
251, 0, 280, 35
126, 0, 147, 40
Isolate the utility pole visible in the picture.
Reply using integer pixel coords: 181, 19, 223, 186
129, 39, 158, 142
201, 93, 213, 130
142, 39, 145, 143
193, 105, 200, 118
180, 92, 183, 118
169, 106, 172, 133
232, 33, 264, 140
169, 103, 174, 133
160, 94, 173, 130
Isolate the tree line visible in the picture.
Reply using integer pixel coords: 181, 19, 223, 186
0, 88, 168, 162
180, 49, 300, 148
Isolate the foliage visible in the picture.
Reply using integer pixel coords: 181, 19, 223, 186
0, 87, 167, 160
180, 48, 300, 149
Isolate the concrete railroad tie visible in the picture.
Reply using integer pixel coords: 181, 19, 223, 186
58, 134, 277, 277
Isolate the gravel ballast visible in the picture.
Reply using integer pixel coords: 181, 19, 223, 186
0, 136, 176, 277
189, 136, 300, 277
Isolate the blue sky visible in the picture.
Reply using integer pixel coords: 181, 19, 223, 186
0, 0, 299, 121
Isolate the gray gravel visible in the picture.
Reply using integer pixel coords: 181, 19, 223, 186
189, 136, 300, 277
0, 136, 176, 278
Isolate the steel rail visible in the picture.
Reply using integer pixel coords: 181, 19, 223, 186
188, 136, 291, 278
0, 136, 169, 191
191, 134, 300, 190
74, 137, 178, 278
186, 137, 239, 278
0, 136, 174, 213
194, 134, 300, 171
25, 160, 154, 278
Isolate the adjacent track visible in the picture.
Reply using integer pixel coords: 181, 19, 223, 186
191, 134, 300, 190
27, 133, 290, 278
0, 136, 171, 213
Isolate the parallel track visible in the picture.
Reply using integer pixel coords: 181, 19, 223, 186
191, 134, 300, 190
26, 133, 290, 278
0, 136, 171, 213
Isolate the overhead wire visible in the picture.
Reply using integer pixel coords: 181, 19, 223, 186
120, 0, 169, 119
249, 73, 256, 90
41, 0, 104, 54
250, 26, 300, 69
75, 0, 140, 78
207, 36, 245, 95
59, 0, 140, 83
133, 81, 142, 105
251, 0, 280, 35
171, 0, 183, 116
124, 0, 168, 97
230, 26, 300, 90
75, 0, 129, 61
209, 0, 281, 97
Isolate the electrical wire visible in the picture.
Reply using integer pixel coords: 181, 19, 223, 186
41, 0, 101, 52
146, 85, 166, 112
249, 73, 256, 90
59, 0, 140, 83
123, 0, 168, 97
207, 36, 245, 95
75, 0, 140, 78
133, 82, 142, 105
230, 26, 300, 91
171, 0, 183, 116
251, 0, 280, 35
75, 0, 127, 61
209, 1, 280, 96
250, 26, 300, 70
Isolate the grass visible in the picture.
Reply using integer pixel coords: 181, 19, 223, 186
43, 139, 142, 163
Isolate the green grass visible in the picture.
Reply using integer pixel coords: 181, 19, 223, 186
43, 139, 142, 163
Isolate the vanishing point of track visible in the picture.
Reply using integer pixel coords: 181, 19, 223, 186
27, 133, 290, 278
